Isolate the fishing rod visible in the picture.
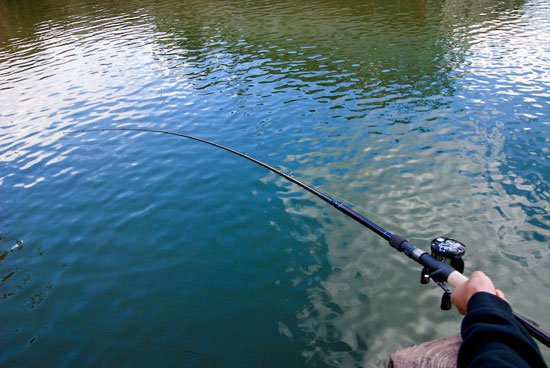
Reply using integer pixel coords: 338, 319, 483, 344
72, 127, 550, 348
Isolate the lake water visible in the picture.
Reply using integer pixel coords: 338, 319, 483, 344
1, 0, 548, 366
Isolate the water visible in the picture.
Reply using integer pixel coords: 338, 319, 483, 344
1, 0, 548, 366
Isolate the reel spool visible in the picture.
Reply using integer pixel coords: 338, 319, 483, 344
420, 237, 466, 310
430, 237, 466, 273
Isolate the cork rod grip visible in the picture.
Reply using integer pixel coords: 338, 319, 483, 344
447, 271, 469, 289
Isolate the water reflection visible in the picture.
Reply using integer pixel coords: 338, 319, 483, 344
1, 0, 548, 366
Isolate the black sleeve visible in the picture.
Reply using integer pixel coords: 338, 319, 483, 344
458, 292, 547, 368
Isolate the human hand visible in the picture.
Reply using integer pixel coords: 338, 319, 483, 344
450, 271, 507, 315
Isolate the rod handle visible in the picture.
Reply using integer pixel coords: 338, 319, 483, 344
447, 270, 469, 289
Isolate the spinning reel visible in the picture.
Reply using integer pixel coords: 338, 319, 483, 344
420, 237, 466, 310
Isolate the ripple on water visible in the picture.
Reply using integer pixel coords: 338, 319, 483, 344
1, 0, 549, 366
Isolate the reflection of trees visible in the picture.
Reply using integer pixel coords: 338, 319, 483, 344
1, 0, 526, 93
148, 0, 522, 77
0, 0, 152, 46
0, 0, 49, 42
140, 0, 528, 140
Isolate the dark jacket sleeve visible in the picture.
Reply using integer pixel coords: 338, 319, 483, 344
458, 292, 547, 368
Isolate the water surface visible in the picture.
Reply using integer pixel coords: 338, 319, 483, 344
1, 0, 549, 366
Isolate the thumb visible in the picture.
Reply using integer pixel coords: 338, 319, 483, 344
495, 289, 508, 303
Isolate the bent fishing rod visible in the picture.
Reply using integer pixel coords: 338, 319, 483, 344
72, 127, 550, 348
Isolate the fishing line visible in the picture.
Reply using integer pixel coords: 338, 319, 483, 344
70, 127, 392, 238
310, 185, 429, 240
68, 127, 550, 348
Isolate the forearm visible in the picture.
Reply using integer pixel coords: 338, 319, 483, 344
458, 292, 546, 368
